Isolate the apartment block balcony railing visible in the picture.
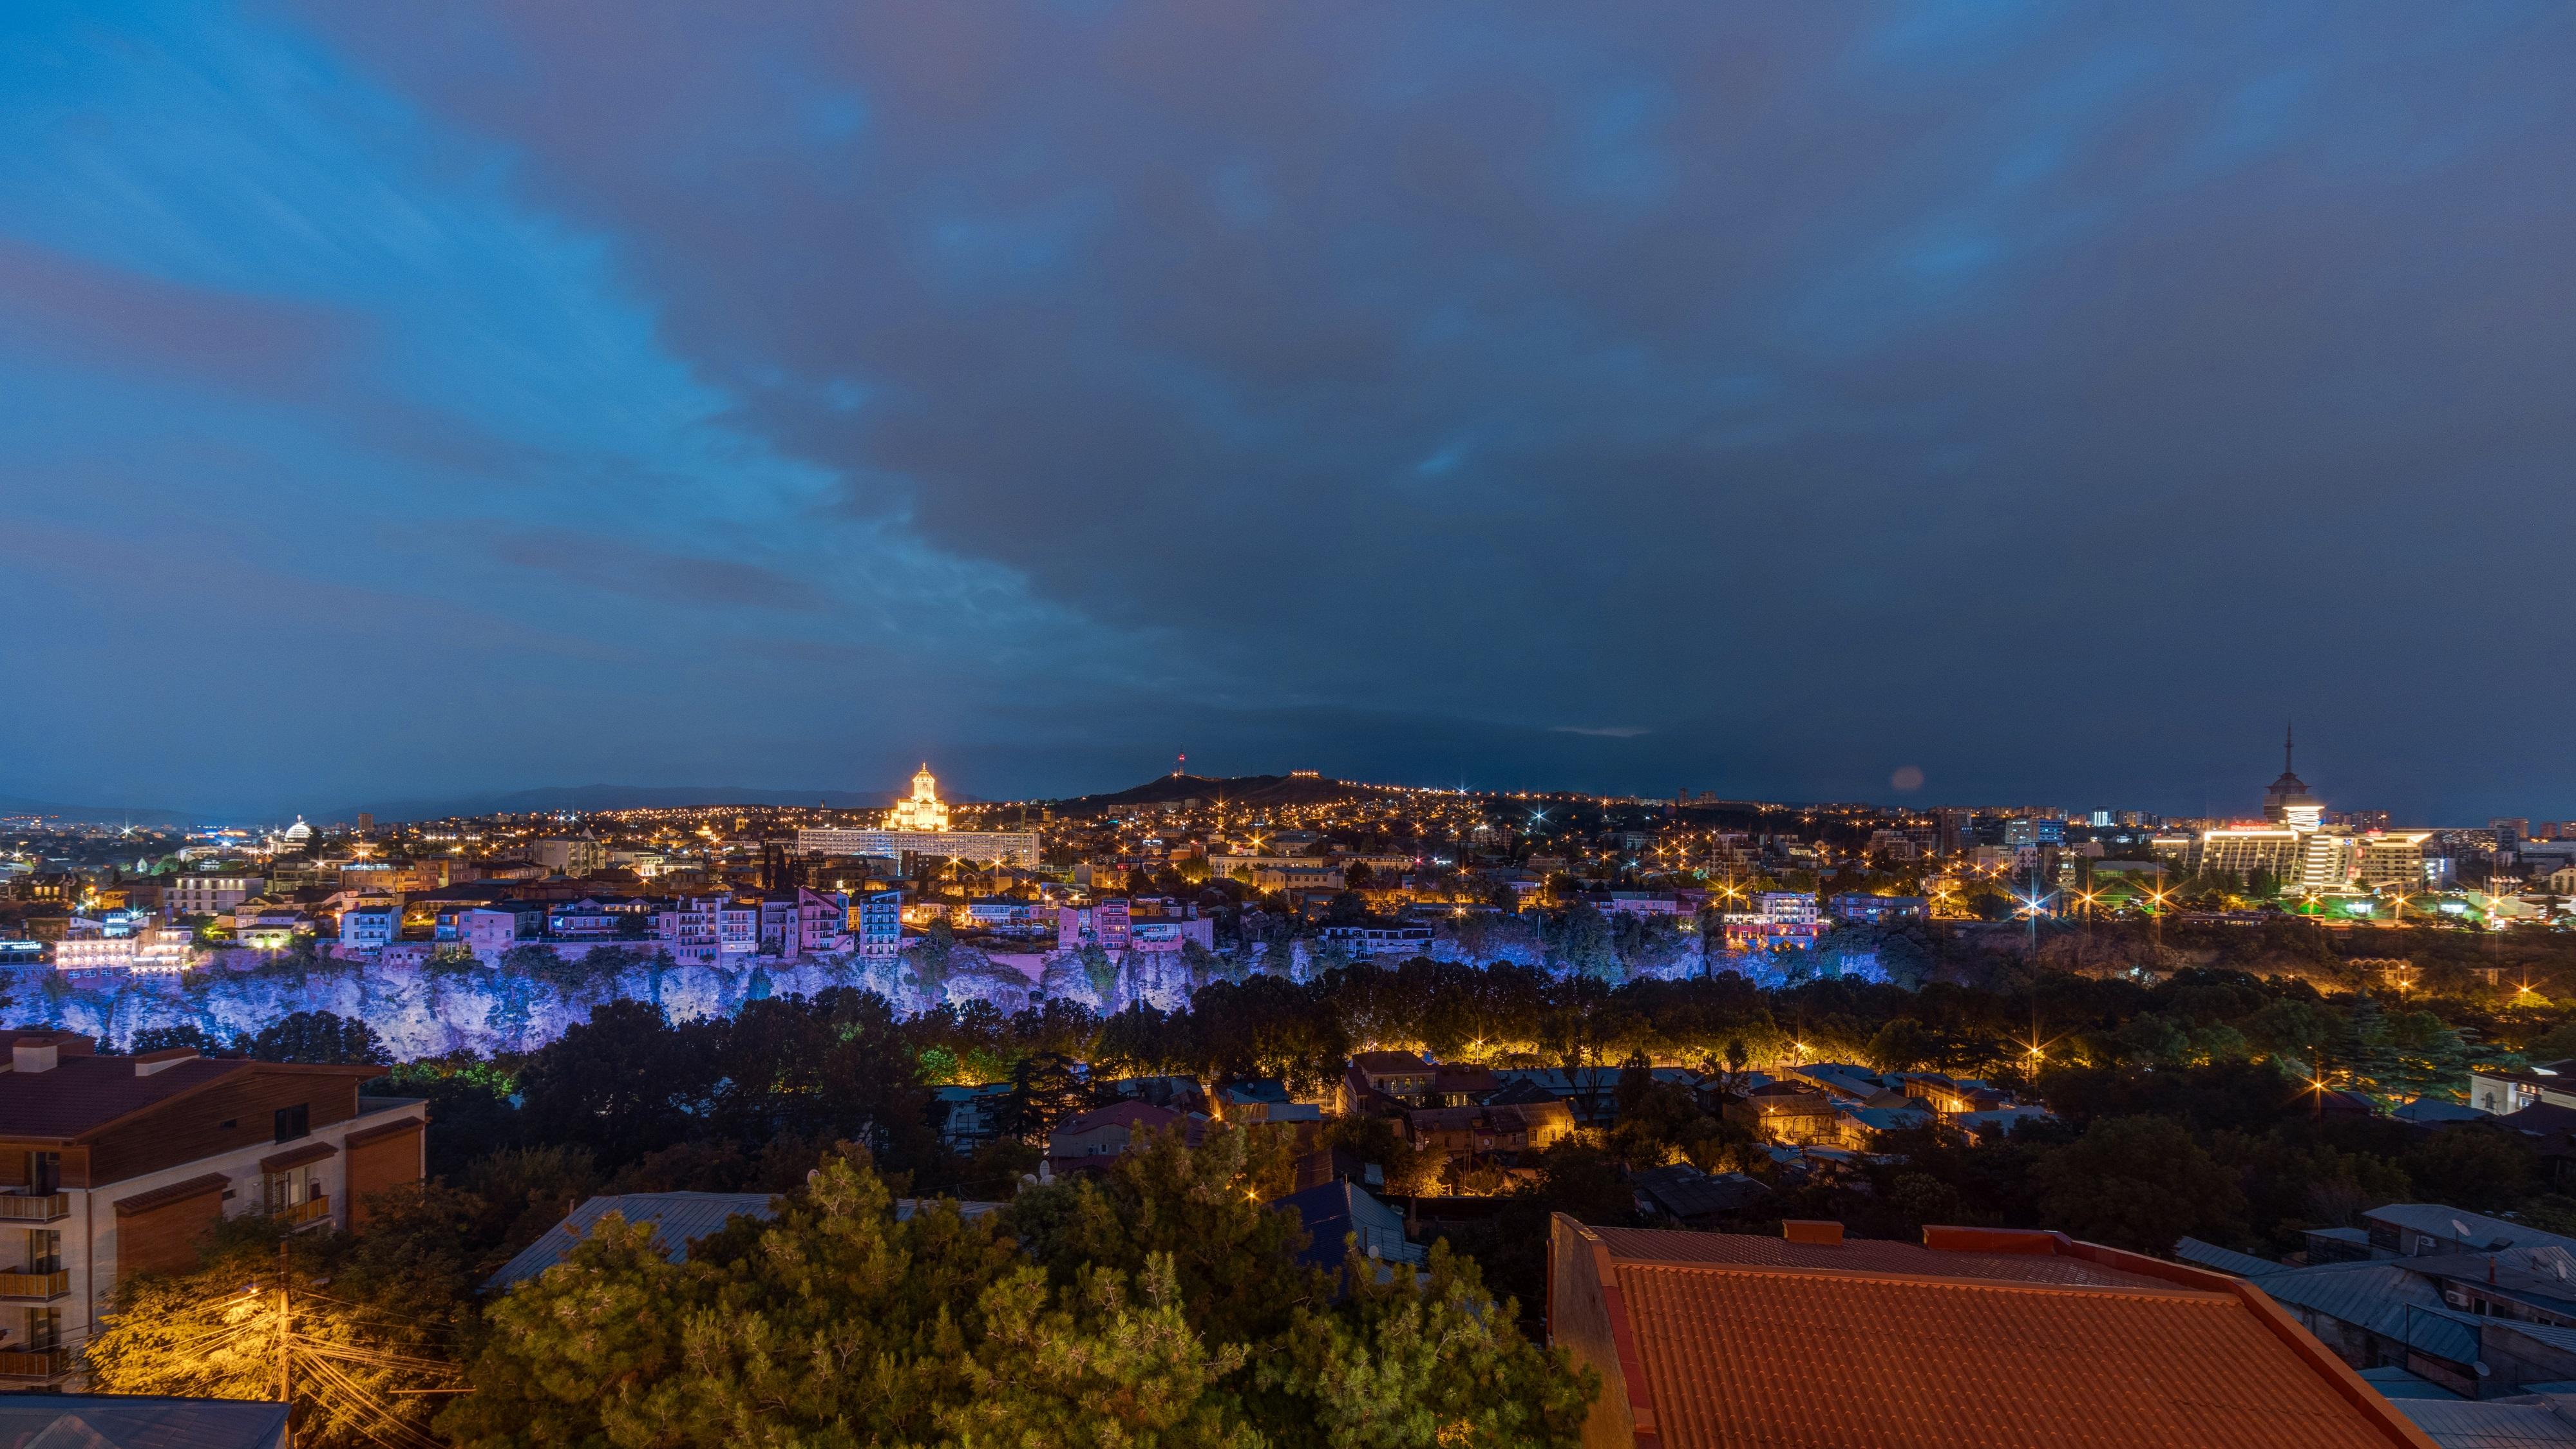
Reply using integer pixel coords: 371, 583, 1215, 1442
0, 1348, 70, 1379
274, 1196, 331, 1229
0, 1269, 70, 1302
0, 1193, 68, 1223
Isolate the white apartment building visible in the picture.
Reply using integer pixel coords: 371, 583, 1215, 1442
0, 1031, 426, 1389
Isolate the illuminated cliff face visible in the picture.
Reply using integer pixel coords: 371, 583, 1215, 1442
888, 764, 950, 833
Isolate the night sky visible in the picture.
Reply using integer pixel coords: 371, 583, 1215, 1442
5, 2, 2573, 822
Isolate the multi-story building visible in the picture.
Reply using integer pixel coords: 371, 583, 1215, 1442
337, 904, 397, 952
655, 896, 759, 966
544, 896, 653, 938
1058, 898, 1133, 952
1320, 923, 1433, 958
531, 836, 607, 877
1828, 894, 1928, 924
457, 905, 544, 960
853, 890, 903, 957
51, 927, 192, 974
163, 873, 263, 918
1723, 892, 1821, 952
0, 1030, 426, 1389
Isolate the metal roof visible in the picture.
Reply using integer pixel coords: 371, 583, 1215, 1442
2393, 1398, 2576, 1448
487, 1191, 1003, 1291
2176, 1237, 2293, 1277
2251, 1262, 2447, 1337
2369, 1206, 2576, 1258
0, 1396, 288, 1449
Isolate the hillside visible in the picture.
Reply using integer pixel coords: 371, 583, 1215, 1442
1054, 772, 1390, 815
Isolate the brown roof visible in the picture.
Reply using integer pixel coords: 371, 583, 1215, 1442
1553, 1217, 2436, 1449
345, 1116, 424, 1150
0, 1055, 386, 1143
260, 1141, 338, 1173
1349, 1051, 1428, 1074
115, 1172, 231, 1217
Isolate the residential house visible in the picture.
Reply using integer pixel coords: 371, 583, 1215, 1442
1403, 1100, 1574, 1157
1631, 1164, 1771, 1227
1214, 1079, 1322, 1126
1045, 1101, 1208, 1177
1269, 1180, 1423, 1271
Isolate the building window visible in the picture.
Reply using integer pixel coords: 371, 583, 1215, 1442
262, 1165, 324, 1219
274, 1104, 310, 1143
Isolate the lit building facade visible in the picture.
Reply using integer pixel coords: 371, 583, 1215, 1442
795, 764, 1037, 867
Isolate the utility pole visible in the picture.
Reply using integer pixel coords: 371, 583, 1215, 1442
277, 1237, 292, 1449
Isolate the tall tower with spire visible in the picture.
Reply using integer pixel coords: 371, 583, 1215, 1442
2262, 724, 2322, 830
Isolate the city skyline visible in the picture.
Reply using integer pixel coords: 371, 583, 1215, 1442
6, 4, 2576, 821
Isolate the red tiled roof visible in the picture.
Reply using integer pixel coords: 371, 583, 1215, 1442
1553, 1218, 2438, 1449
1582, 1223, 2166, 1290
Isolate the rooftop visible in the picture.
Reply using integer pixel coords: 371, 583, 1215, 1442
1554, 1217, 2437, 1449
0, 1394, 288, 1449
0, 1050, 384, 1143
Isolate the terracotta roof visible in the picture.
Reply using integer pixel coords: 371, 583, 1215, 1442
1554, 1217, 2438, 1449
1582, 1222, 2172, 1289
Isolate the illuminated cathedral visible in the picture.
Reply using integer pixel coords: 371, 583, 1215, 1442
888, 764, 951, 833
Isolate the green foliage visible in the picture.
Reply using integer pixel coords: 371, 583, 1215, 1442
244, 1010, 390, 1066
446, 1139, 1593, 1449
999, 1050, 1095, 1142
127, 1023, 227, 1056
2033, 1115, 2247, 1252
1863, 1017, 1937, 1073
1262, 1241, 1596, 1449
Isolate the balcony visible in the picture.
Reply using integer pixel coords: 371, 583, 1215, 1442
274, 1195, 331, 1229
0, 1269, 69, 1302
0, 1193, 68, 1223
0, 1348, 69, 1379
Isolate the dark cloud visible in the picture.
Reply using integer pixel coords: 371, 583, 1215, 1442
6, 1, 2573, 816
0, 233, 352, 388
489, 529, 829, 613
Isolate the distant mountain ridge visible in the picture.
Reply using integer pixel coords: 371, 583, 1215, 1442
0, 795, 205, 826
1053, 772, 1390, 815
325, 785, 905, 823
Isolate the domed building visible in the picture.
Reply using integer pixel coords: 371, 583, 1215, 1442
888, 764, 951, 833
